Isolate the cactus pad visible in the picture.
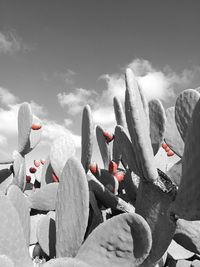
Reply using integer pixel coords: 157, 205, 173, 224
56, 157, 89, 257
81, 105, 93, 173
113, 96, 126, 127
76, 213, 152, 267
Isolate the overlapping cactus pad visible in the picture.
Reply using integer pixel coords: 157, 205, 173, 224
1, 70, 200, 267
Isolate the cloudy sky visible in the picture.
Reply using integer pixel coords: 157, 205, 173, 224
0, 0, 200, 167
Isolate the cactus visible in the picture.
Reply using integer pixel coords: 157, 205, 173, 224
96, 125, 111, 169
171, 98, 200, 220
113, 96, 126, 127
81, 105, 93, 173
0, 255, 15, 267
50, 134, 76, 180
148, 99, 166, 155
165, 107, 184, 157
37, 212, 56, 258
56, 157, 89, 257
40, 156, 54, 187
76, 213, 152, 267
175, 89, 200, 142
0, 195, 33, 267
28, 183, 58, 211
7, 185, 30, 247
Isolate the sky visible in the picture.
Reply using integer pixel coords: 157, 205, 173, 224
0, 0, 200, 169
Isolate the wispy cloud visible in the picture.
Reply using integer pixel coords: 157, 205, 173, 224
55, 69, 75, 84
0, 87, 19, 106
0, 31, 35, 54
57, 88, 97, 115
0, 87, 81, 149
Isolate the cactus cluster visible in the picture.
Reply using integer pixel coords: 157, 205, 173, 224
1, 69, 200, 266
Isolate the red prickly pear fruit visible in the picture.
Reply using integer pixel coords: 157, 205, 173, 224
108, 160, 118, 174
29, 167, 37, 174
34, 160, 40, 168
40, 159, 46, 165
165, 147, 170, 152
52, 171, 59, 182
162, 143, 168, 149
31, 124, 42, 130
89, 163, 97, 174
114, 171, 125, 182
167, 151, 174, 157
26, 175, 31, 183
103, 131, 114, 143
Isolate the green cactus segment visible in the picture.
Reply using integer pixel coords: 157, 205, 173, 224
96, 125, 111, 169
148, 99, 166, 155
0, 168, 12, 184
7, 185, 30, 247
81, 105, 93, 173
112, 126, 122, 166
167, 239, 194, 261
0, 150, 13, 164
164, 107, 184, 157
29, 115, 42, 152
17, 102, 33, 155
172, 99, 200, 220
166, 159, 182, 186
0, 255, 15, 267
125, 68, 157, 182
0, 195, 33, 267
87, 173, 135, 213
97, 169, 119, 195
50, 134, 76, 180
138, 85, 150, 126
28, 183, 58, 210
30, 214, 46, 245
175, 89, 200, 142
43, 258, 91, 267
0, 172, 13, 194
41, 156, 54, 187
123, 170, 139, 205
13, 151, 26, 191
114, 125, 140, 176
113, 96, 126, 127
135, 172, 177, 267
77, 213, 152, 267
56, 157, 89, 258
37, 212, 56, 258
174, 219, 200, 254
85, 191, 103, 238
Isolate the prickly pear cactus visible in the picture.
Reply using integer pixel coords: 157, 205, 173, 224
81, 105, 93, 173
12, 151, 26, 191
0, 195, 33, 267
113, 96, 126, 127
50, 134, 76, 180
56, 156, 89, 257
76, 213, 152, 267
7, 185, 30, 247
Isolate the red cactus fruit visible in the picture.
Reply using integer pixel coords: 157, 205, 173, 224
167, 151, 174, 157
165, 147, 170, 152
31, 124, 42, 130
26, 175, 31, 183
34, 160, 40, 168
29, 167, 37, 174
108, 160, 118, 174
114, 171, 125, 182
89, 163, 98, 174
162, 143, 168, 149
40, 159, 46, 165
52, 171, 59, 182
103, 131, 114, 143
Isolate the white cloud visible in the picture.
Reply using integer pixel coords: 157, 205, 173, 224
57, 88, 97, 115
55, 69, 75, 84
0, 87, 18, 106
41, 120, 81, 148
0, 32, 21, 53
